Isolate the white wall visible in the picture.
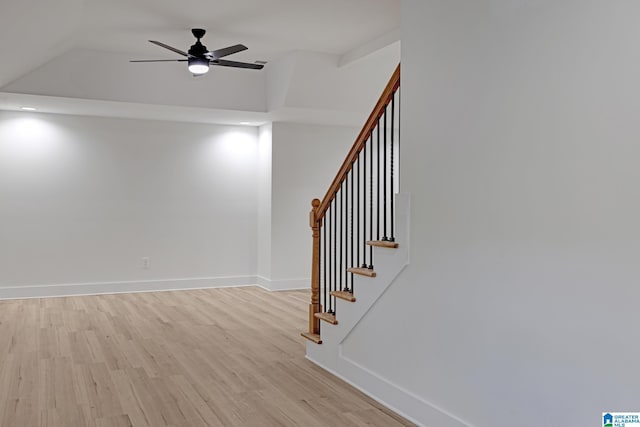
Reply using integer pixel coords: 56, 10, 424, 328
279, 50, 399, 114
341, 1, 640, 426
265, 122, 357, 289
0, 111, 361, 297
257, 123, 272, 280
0, 111, 259, 297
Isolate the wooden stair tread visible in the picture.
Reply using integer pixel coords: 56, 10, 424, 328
330, 291, 356, 302
314, 312, 338, 325
347, 267, 376, 277
301, 332, 322, 344
367, 240, 399, 249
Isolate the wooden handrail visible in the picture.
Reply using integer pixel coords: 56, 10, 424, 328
313, 64, 400, 224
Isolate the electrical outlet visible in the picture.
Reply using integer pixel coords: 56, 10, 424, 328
142, 257, 150, 269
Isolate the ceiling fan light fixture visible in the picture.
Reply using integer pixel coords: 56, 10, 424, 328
188, 57, 209, 75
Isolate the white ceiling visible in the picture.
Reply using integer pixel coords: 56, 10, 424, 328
79, 0, 400, 58
0, 0, 400, 125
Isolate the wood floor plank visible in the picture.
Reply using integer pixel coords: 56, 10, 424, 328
110, 368, 155, 427
95, 414, 134, 427
0, 286, 414, 426
165, 374, 228, 426
73, 363, 123, 419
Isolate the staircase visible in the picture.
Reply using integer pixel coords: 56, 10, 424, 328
301, 64, 403, 346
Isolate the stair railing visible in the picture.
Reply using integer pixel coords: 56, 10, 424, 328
303, 65, 400, 343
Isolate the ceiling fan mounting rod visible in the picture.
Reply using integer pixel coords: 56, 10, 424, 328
192, 28, 206, 40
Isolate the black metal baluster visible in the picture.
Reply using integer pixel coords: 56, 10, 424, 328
348, 163, 354, 293
369, 129, 374, 269
376, 119, 381, 242
328, 216, 333, 309
397, 89, 401, 194
327, 205, 332, 313
343, 179, 348, 291
339, 181, 344, 292
383, 106, 388, 241
345, 175, 349, 291
323, 214, 327, 312
361, 138, 368, 269
390, 92, 396, 241
356, 153, 360, 271
332, 196, 337, 314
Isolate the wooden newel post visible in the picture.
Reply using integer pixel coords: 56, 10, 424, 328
308, 198, 321, 336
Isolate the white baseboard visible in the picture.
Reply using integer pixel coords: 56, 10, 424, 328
0, 275, 259, 300
306, 353, 473, 427
256, 275, 309, 291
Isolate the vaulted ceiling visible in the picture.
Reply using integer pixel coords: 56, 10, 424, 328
0, 0, 400, 125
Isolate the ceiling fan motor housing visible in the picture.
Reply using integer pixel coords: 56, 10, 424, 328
188, 41, 207, 58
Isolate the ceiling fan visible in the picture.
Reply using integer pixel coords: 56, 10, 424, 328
130, 28, 264, 76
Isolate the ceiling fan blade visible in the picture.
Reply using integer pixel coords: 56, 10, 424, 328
130, 59, 187, 62
211, 59, 264, 70
206, 44, 248, 59
149, 40, 191, 57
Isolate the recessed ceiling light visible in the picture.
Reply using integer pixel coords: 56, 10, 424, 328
20, 106, 37, 111
240, 122, 251, 125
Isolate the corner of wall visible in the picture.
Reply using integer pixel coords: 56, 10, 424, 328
256, 276, 309, 292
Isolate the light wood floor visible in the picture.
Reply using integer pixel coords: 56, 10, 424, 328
0, 286, 413, 427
